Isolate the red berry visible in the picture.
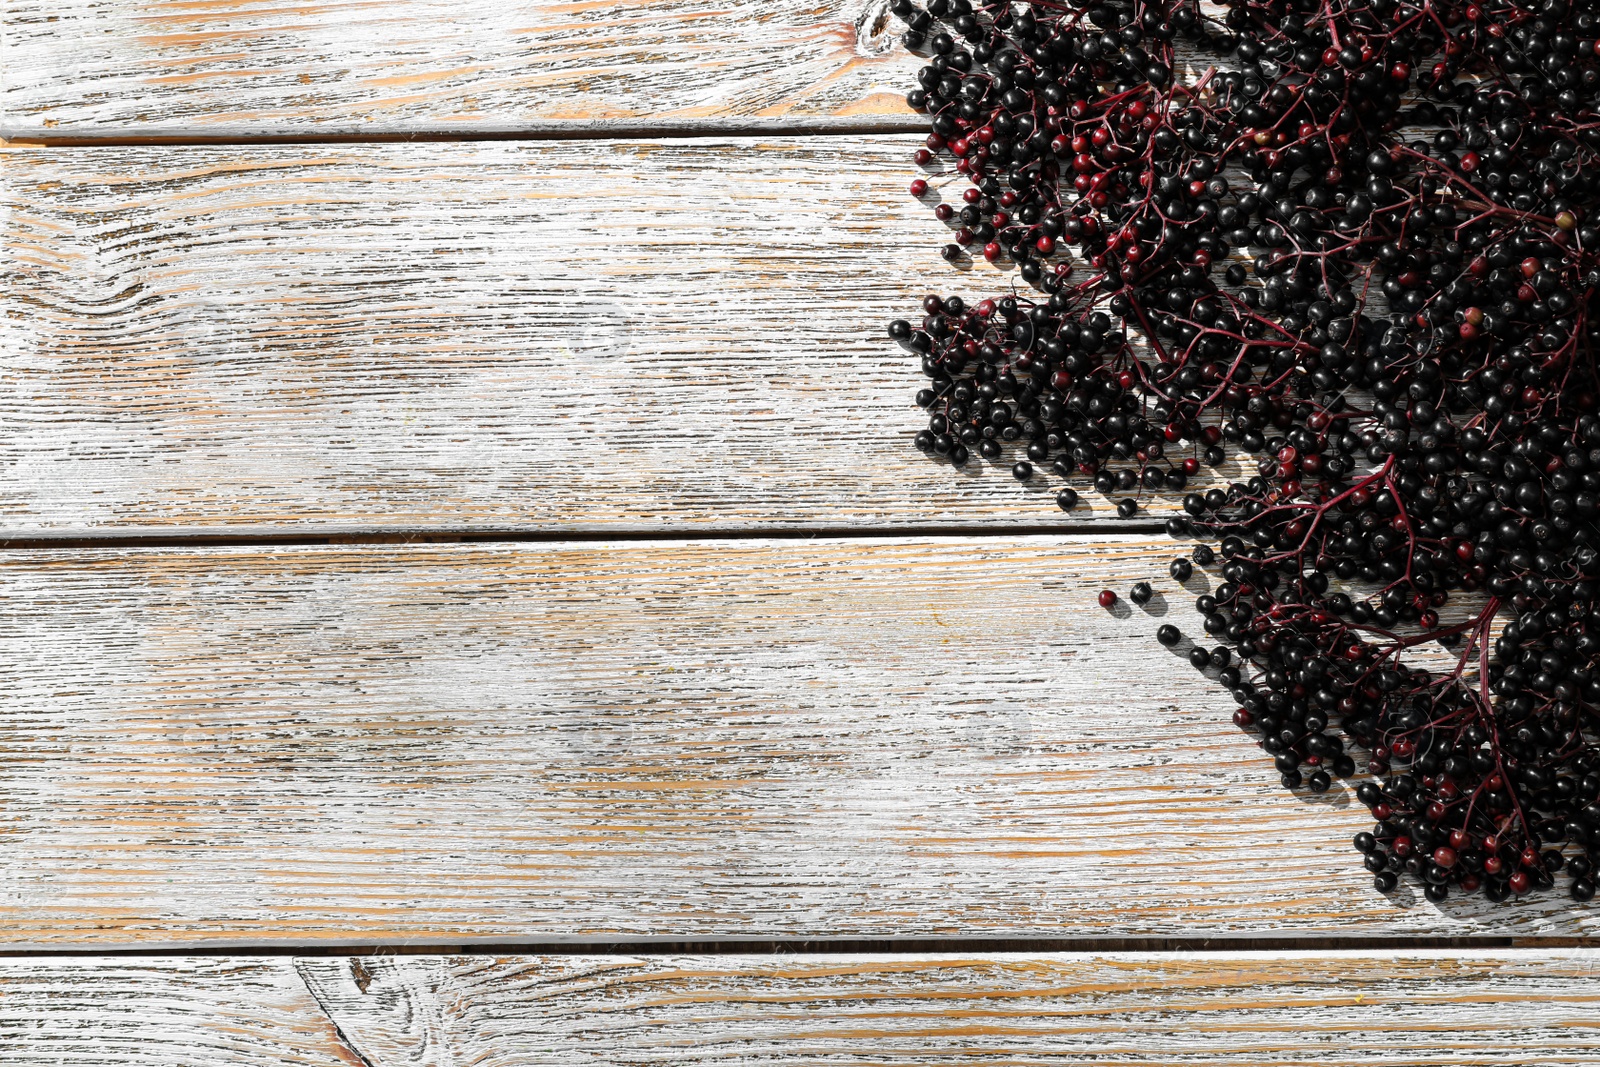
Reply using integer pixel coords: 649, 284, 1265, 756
1098, 590, 1117, 609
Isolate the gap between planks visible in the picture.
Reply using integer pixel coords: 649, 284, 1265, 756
2, 936, 1590, 960
0, 522, 1170, 551
0, 116, 927, 149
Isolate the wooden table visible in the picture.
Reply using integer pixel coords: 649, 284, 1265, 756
2, 2, 1598, 1061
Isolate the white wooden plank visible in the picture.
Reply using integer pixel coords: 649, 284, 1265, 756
0, 958, 360, 1065
0, 0, 919, 138
6, 951, 1600, 1064
0, 137, 1200, 534
0, 535, 1590, 945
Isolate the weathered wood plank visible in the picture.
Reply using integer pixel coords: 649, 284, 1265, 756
0, 957, 362, 1065
1, 137, 1204, 534
6, 951, 1600, 1064
0, 535, 1588, 944
0, 0, 919, 139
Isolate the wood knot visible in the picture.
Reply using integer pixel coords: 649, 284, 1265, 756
351, 958, 374, 995
854, 0, 896, 57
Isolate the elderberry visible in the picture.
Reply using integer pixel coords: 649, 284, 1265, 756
889, 0, 1600, 904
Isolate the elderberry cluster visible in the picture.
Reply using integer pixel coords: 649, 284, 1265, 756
887, 0, 1600, 903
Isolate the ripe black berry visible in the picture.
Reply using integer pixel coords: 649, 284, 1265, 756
892, 0, 1600, 904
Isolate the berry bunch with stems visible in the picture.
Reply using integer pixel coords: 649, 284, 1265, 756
889, 0, 1600, 902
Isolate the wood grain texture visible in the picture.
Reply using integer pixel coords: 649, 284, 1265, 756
1, 137, 1207, 534
0, 0, 920, 138
6, 951, 1600, 1064
0, 957, 363, 1065
0, 535, 1588, 945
